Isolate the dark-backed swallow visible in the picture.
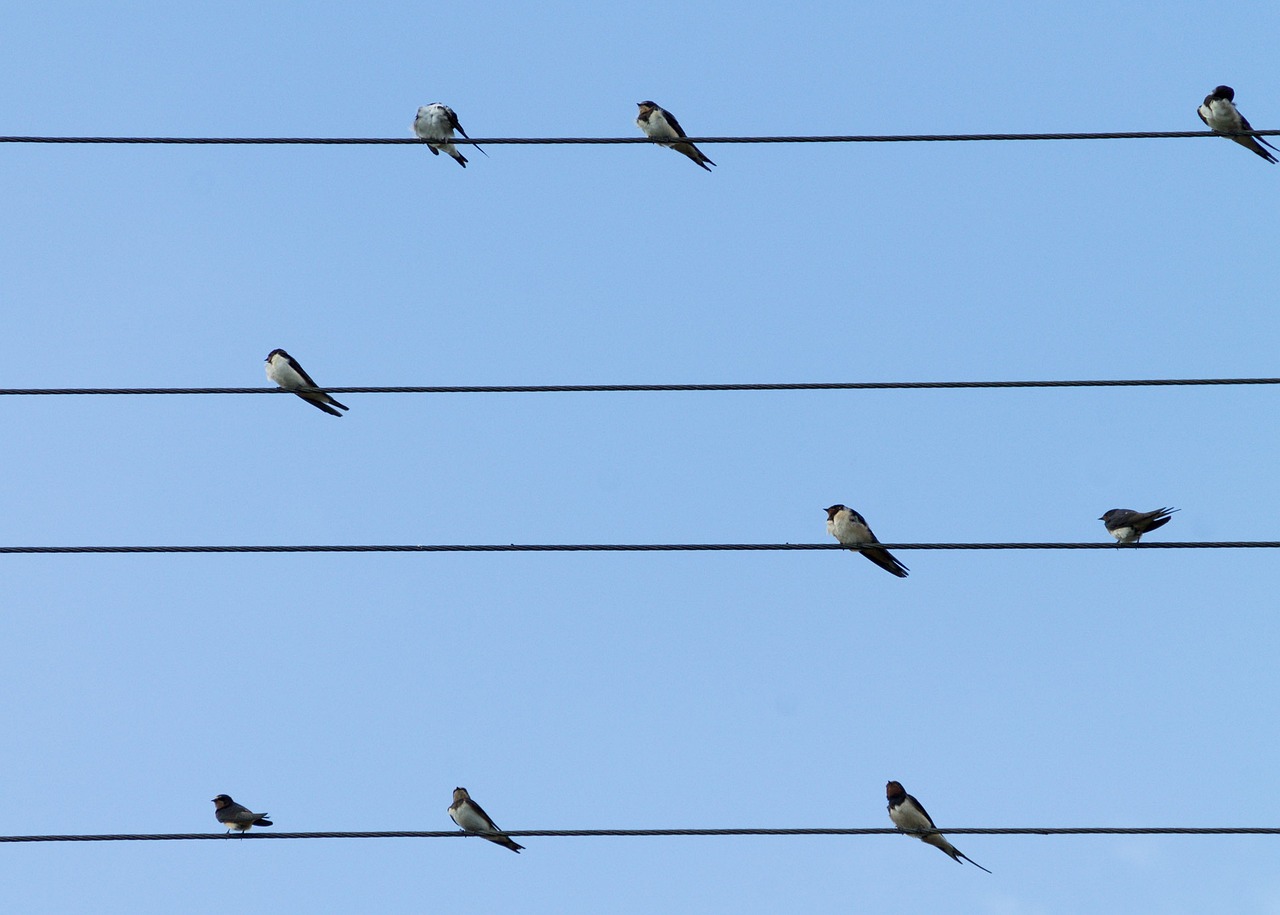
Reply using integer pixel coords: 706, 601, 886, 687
1198, 86, 1277, 164
212, 794, 273, 833
448, 787, 524, 853
265, 348, 349, 417
413, 103, 485, 167
824, 504, 909, 578
1099, 507, 1178, 545
635, 101, 716, 171
886, 781, 990, 873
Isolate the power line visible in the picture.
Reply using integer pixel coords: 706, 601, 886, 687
1, 826, 1277, 843
0, 542, 1274, 555
2, 376, 1279, 397
0, 130, 1276, 146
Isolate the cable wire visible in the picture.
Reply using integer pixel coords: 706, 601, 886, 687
2, 826, 1278, 843
0, 542, 1275, 555
2, 376, 1279, 397
0, 130, 1276, 146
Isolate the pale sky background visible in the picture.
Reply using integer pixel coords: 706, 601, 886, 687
2, 2, 1279, 913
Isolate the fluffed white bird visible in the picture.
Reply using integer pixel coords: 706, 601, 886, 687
413, 103, 483, 167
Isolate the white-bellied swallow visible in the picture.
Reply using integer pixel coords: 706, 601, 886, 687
635, 101, 715, 171
448, 787, 524, 853
265, 348, 349, 417
886, 781, 990, 873
413, 103, 483, 167
1198, 86, 1277, 163
824, 504, 909, 577
1099, 507, 1178, 545
212, 794, 273, 833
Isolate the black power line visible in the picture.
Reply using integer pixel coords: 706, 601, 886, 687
1, 826, 1278, 843
0, 542, 1274, 555
1, 376, 1278, 397
0, 130, 1276, 146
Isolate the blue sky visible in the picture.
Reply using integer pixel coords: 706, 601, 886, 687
2, 1, 1279, 912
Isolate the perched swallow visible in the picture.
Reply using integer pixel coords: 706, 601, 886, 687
1099, 507, 1178, 545
886, 781, 990, 873
824, 504, 909, 578
212, 794, 273, 833
413, 103, 483, 167
635, 101, 716, 171
1197, 86, 1277, 164
264, 348, 349, 417
448, 787, 524, 853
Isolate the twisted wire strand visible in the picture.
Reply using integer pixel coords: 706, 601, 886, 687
1, 376, 1278, 397
0, 542, 1274, 555
1, 826, 1277, 843
0, 130, 1276, 146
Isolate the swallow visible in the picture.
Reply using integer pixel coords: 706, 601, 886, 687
264, 348, 349, 417
448, 787, 524, 853
886, 781, 990, 873
635, 101, 716, 171
212, 794, 273, 834
824, 504, 909, 578
1099, 507, 1178, 545
1197, 86, 1277, 164
413, 103, 484, 167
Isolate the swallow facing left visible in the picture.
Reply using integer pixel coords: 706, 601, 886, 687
635, 101, 716, 171
413, 103, 483, 167
265, 348, 349, 417
1099, 507, 1178, 545
212, 794, 273, 834
1197, 86, 1277, 164
824, 504, 909, 578
886, 781, 990, 873
448, 787, 524, 853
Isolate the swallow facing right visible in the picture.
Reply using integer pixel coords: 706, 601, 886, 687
886, 781, 990, 873
1099, 507, 1178, 545
824, 504, 909, 578
413, 103, 483, 167
635, 101, 716, 171
448, 787, 524, 853
1197, 85, 1277, 164
265, 348, 349, 417
212, 794, 273, 834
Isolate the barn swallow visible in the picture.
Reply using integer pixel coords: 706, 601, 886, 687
413, 103, 484, 167
635, 101, 716, 171
212, 794, 273, 833
448, 787, 524, 853
886, 781, 990, 873
1099, 507, 1178, 545
1197, 86, 1277, 163
264, 348, 349, 417
824, 505, 909, 578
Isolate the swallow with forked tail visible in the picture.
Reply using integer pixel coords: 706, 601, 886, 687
265, 348, 349, 417
1198, 86, 1277, 163
825, 504, 909, 577
449, 787, 524, 853
635, 101, 715, 171
413, 103, 484, 167
1099, 507, 1178, 545
213, 794, 273, 834
886, 781, 990, 873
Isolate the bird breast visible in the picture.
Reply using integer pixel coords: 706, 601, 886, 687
1202, 100, 1240, 132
